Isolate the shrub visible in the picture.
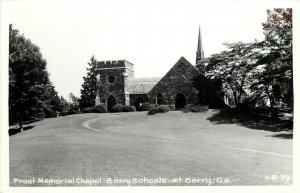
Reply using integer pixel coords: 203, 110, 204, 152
112, 104, 123, 112
69, 110, 80, 115
34, 112, 46, 119
81, 107, 94, 113
182, 106, 190, 113
45, 109, 58, 118
182, 105, 208, 113
122, 105, 136, 112
168, 105, 175, 110
190, 105, 208, 112
27, 116, 42, 122
139, 102, 153, 111
60, 110, 79, 116
148, 105, 170, 115
60, 111, 68, 116
93, 103, 107, 113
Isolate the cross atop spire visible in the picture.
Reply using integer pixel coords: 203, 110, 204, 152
196, 25, 204, 65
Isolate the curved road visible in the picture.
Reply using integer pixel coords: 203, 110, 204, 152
10, 111, 293, 186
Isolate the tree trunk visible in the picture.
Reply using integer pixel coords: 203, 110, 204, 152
266, 93, 279, 120
233, 92, 240, 109
238, 78, 245, 105
19, 118, 23, 132
269, 96, 276, 109
230, 86, 239, 109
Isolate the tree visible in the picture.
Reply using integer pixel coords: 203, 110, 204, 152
58, 96, 70, 113
250, 8, 292, 110
42, 81, 62, 115
69, 92, 79, 111
9, 24, 60, 129
79, 56, 99, 109
199, 42, 260, 108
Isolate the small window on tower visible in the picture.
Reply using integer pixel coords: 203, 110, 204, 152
108, 76, 116, 84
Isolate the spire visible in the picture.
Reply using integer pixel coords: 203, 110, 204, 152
196, 25, 204, 65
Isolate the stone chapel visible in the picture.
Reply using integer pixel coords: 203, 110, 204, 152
95, 27, 227, 111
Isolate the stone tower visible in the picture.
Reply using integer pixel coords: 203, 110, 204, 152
196, 26, 205, 73
95, 60, 134, 111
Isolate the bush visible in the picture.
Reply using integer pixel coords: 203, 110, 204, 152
190, 105, 208, 112
122, 105, 136, 112
139, 102, 153, 111
60, 112, 67, 116
182, 105, 208, 113
69, 110, 80, 115
60, 110, 79, 116
93, 103, 107, 113
168, 105, 175, 110
112, 104, 123, 112
27, 116, 42, 123
34, 112, 46, 119
148, 105, 170, 115
45, 109, 58, 118
81, 107, 94, 113
182, 106, 190, 113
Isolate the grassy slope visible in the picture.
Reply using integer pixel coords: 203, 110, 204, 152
9, 110, 292, 186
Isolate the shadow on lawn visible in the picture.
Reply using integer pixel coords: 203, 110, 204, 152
268, 133, 293, 139
9, 125, 35, 136
207, 109, 293, 138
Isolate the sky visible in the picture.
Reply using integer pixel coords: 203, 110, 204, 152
7, 0, 293, 100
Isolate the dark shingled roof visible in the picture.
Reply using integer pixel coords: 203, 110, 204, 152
127, 77, 161, 94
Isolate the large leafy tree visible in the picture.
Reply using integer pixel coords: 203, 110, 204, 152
199, 42, 260, 108
251, 8, 292, 109
9, 24, 61, 129
79, 56, 99, 109
198, 8, 292, 112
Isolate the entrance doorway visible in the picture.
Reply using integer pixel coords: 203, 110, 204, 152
175, 93, 186, 109
107, 95, 116, 112
134, 97, 144, 110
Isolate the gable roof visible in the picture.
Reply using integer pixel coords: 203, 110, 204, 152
127, 77, 161, 94
148, 56, 200, 94
174, 56, 199, 74
157, 56, 199, 82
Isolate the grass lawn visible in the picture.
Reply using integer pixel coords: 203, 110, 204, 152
9, 110, 293, 186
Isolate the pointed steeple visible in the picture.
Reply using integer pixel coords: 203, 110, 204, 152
196, 25, 204, 65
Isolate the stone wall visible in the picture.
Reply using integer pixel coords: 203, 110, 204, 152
147, 57, 200, 106
98, 68, 125, 104
97, 60, 134, 72
96, 60, 134, 106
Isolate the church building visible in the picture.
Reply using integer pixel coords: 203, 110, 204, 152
95, 27, 226, 111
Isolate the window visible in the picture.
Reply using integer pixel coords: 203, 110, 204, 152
107, 76, 116, 84
156, 93, 163, 105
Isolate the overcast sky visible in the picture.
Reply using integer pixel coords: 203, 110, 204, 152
7, 0, 293, 100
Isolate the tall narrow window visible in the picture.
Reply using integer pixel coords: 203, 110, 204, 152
157, 93, 163, 105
